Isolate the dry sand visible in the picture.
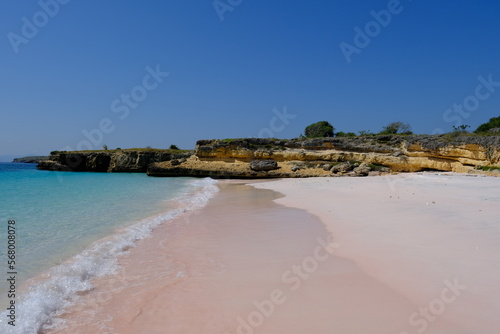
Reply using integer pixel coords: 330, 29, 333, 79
49, 173, 500, 334
253, 173, 500, 333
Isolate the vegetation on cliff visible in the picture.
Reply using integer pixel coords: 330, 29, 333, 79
39, 115, 500, 178
475, 116, 500, 133
304, 121, 334, 138
379, 122, 413, 135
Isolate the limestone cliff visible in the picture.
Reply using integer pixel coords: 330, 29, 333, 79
37, 149, 193, 173
147, 135, 500, 178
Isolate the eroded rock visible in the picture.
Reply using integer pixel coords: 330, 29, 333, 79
249, 160, 279, 171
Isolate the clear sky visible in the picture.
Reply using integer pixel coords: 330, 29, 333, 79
1, 0, 500, 159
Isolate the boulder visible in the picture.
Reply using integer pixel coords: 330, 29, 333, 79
321, 163, 333, 171
249, 160, 279, 171
330, 161, 354, 173
352, 163, 372, 176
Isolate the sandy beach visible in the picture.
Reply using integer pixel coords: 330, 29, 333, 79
48, 173, 500, 334
253, 173, 500, 333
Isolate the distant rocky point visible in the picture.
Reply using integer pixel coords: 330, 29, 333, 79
13, 156, 49, 163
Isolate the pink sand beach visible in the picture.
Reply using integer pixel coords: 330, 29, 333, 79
49, 173, 500, 334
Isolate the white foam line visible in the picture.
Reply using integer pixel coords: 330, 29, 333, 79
0, 178, 219, 334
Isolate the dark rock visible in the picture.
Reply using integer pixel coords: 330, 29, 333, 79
321, 164, 333, 171
36, 160, 73, 171
37, 150, 193, 172
353, 163, 371, 176
379, 166, 391, 173
249, 160, 279, 171
330, 162, 354, 173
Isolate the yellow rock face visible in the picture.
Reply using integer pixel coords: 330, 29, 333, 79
194, 139, 500, 174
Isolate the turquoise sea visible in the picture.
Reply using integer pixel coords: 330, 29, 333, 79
0, 163, 218, 333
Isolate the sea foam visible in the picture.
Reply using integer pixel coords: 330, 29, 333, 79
0, 177, 218, 334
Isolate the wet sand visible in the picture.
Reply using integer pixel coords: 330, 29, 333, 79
48, 174, 500, 333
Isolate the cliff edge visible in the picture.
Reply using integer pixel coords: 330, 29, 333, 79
37, 149, 193, 173
147, 135, 500, 178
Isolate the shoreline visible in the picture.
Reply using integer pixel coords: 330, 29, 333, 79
46, 181, 421, 334
43, 173, 500, 333
0, 177, 218, 334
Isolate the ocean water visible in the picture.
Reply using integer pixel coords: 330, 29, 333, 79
0, 163, 218, 333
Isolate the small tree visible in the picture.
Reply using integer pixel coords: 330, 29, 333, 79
103, 145, 108, 151
452, 125, 470, 132
358, 130, 372, 136
169, 144, 180, 150
304, 121, 334, 138
380, 122, 412, 135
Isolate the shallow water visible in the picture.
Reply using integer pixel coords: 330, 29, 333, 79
0, 163, 218, 333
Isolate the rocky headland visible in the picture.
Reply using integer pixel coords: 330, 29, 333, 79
37, 135, 500, 178
13, 156, 49, 163
37, 149, 192, 173
147, 135, 500, 178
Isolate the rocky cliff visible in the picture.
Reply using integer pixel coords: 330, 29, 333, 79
147, 135, 500, 178
37, 149, 193, 173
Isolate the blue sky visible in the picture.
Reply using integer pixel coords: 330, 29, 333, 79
1, 0, 500, 159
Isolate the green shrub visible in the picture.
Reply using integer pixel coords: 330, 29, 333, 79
475, 116, 500, 133
479, 165, 500, 171
304, 121, 334, 138
358, 130, 373, 136
380, 122, 412, 135
169, 144, 180, 150
452, 125, 470, 132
